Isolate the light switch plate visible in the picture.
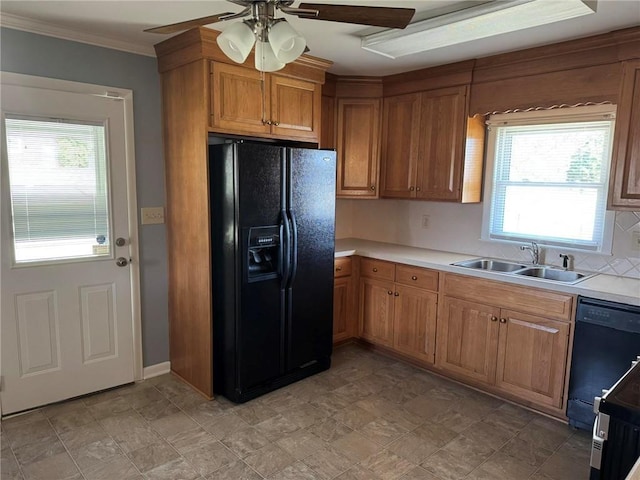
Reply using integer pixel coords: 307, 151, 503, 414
141, 207, 165, 225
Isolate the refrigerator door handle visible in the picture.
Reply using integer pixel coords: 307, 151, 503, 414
287, 209, 298, 288
280, 209, 291, 289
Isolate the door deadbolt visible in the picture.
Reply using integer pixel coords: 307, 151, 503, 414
115, 237, 126, 247
116, 257, 129, 267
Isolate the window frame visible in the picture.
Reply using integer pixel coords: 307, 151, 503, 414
481, 105, 617, 254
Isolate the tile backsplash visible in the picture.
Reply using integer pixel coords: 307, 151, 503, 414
336, 199, 640, 279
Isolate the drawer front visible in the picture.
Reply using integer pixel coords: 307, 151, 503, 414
395, 264, 439, 291
360, 258, 395, 281
334, 257, 352, 278
443, 273, 574, 321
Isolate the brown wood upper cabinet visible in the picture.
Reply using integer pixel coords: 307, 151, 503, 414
336, 97, 382, 197
380, 85, 485, 202
211, 62, 321, 142
608, 59, 640, 210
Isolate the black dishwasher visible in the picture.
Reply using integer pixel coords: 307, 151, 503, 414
567, 296, 640, 430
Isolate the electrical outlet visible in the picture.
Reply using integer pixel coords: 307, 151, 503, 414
141, 207, 165, 225
421, 215, 430, 229
632, 230, 640, 252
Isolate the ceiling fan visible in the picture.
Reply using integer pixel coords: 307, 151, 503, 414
145, 1, 415, 72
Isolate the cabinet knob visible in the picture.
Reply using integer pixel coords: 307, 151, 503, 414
336, 266, 342, 271
262, 119, 272, 125
500, 318, 507, 324
416, 187, 421, 192
411, 275, 418, 281
394, 292, 399, 296
370, 185, 376, 191
273, 121, 279, 126
387, 290, 393, 295
373, 267, 378, 272
410, 186, 415, 191
491, 316, 498, 322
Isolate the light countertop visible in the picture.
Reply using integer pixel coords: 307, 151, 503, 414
335, 238, 640, 307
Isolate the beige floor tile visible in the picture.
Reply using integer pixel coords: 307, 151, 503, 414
359, 417, 409, 446
83, 389, 122, 407
333, 404, 378, 430
387, 432, 439, 465
222, 426, 271, 458
282, 402, 329, 429
442, 435, 495, 469
306, 417, 353, 442
403, 395, 451, 421
183, 398, 232, 425
268, 461, 323, 480
144, 457, 200, 480
499, 437, 553, 467
165, 427, 218, 453
360, 449, 415, 480
4, 419, 55, 450
420, 450, 477, 480
150, 411, 199, 439
21, 452, 80, 480
1, 444, 22, 480
58, 421, 110, 451
308, 391, 352, 415
127, 440, 179, 473
303, 445, 354, 480
276, 430, 325, 460
120, 385, 166, 410
412, 421, 458, 448
12, 435, 66, 467
201, 412, 250, 440
235, 402, 278, 425
67, 437, 121, 471
244, 443, 296, 478
203, 459, 262, 480
400, 466, 441, 480
136, 398, 181, 422
181, 440, 238, 476
87, 395, 132, 420
254, 414, 300, 442
536, 448, 592, 480
429, 408, 478, 433
461, 419, 515, 450
331, 430, 382, 462
335, 464, 382, 480
82, 453, 142, 480
516, 419, 573, 452
48, 406, 95, 434
470, 451, 538, 479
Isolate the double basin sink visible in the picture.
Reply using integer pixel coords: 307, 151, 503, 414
452, 258, 592, 284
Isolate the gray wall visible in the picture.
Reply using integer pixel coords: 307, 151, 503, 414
1, 27, 169, 366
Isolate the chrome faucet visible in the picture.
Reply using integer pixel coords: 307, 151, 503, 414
520, 241, 540, 265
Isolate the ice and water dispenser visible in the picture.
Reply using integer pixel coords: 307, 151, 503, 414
245, 226, 280, 282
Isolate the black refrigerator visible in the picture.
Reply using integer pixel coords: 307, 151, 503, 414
209, 141, 336, 403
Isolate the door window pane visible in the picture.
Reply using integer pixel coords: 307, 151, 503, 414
5, 115, 111, 264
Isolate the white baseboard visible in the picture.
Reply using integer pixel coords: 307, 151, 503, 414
143, 361, 171, 380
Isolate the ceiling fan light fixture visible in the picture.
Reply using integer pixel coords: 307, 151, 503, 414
255, 40, 286, 72
361, 0, 597, 59
269, 20, 307, 63
217, 20, 256, 63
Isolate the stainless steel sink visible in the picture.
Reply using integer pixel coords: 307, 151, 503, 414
512, 267, 589, 283
453, 259, 528, 272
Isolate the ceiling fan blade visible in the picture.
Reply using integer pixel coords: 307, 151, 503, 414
296, 4, 415, 29
144, 12, 235, 34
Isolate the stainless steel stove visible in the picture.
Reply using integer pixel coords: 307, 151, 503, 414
591, 356, 640, 480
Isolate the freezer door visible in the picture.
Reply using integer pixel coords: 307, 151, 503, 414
286, 148, 336, 371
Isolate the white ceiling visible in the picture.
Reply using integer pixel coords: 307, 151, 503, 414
1, 1, 638, 75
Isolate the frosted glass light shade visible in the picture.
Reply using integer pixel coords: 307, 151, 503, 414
269, 21, 306, 63
217, 21, 255, 63
255, 41, 285, 72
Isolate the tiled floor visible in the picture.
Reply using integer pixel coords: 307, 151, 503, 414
1, 343, 591, 480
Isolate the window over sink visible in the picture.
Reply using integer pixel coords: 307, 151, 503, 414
481, 105, 616, 253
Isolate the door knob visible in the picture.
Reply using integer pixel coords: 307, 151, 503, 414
115, 237, 127, 247
116, 257, 129, 267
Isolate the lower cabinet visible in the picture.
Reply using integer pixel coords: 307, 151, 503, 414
359, 258, 438, 364
437, 273, 573, 412
333, 257, 356, 344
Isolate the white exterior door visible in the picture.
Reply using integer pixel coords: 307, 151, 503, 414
1, 76, 141, 415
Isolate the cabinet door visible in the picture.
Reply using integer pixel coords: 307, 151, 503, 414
393, 285, 437, 364
495, 310, 570, 408
436, 296, 500, 384
416, 86, 466, 200
380, 93, 421, 198
210, 62, 270, 135
270, 75, 320, 141
608, 59, 640, 210
360, 277, 394, 347
320, 94, 336, 149
333, 276, 353, 344
336, 98, 381, 197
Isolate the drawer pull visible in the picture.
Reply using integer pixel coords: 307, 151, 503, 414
373, 268, 378, 272
370, 185, 376, 191
491, 316, 498, 322
387, 290, 393, 295
500, 318, 507, 324
336, 266, 342, 271
411, 275, 418, 280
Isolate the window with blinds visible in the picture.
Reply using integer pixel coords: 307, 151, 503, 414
5, 115, 111, 264
482, 106, 616, 253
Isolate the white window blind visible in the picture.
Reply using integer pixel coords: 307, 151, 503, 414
483, 107, 615, 252
5, 115, 111, 264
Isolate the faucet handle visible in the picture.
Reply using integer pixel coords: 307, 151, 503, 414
559, 254, 570, 270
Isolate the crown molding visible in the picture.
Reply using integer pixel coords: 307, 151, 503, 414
0, 13, 156, 57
